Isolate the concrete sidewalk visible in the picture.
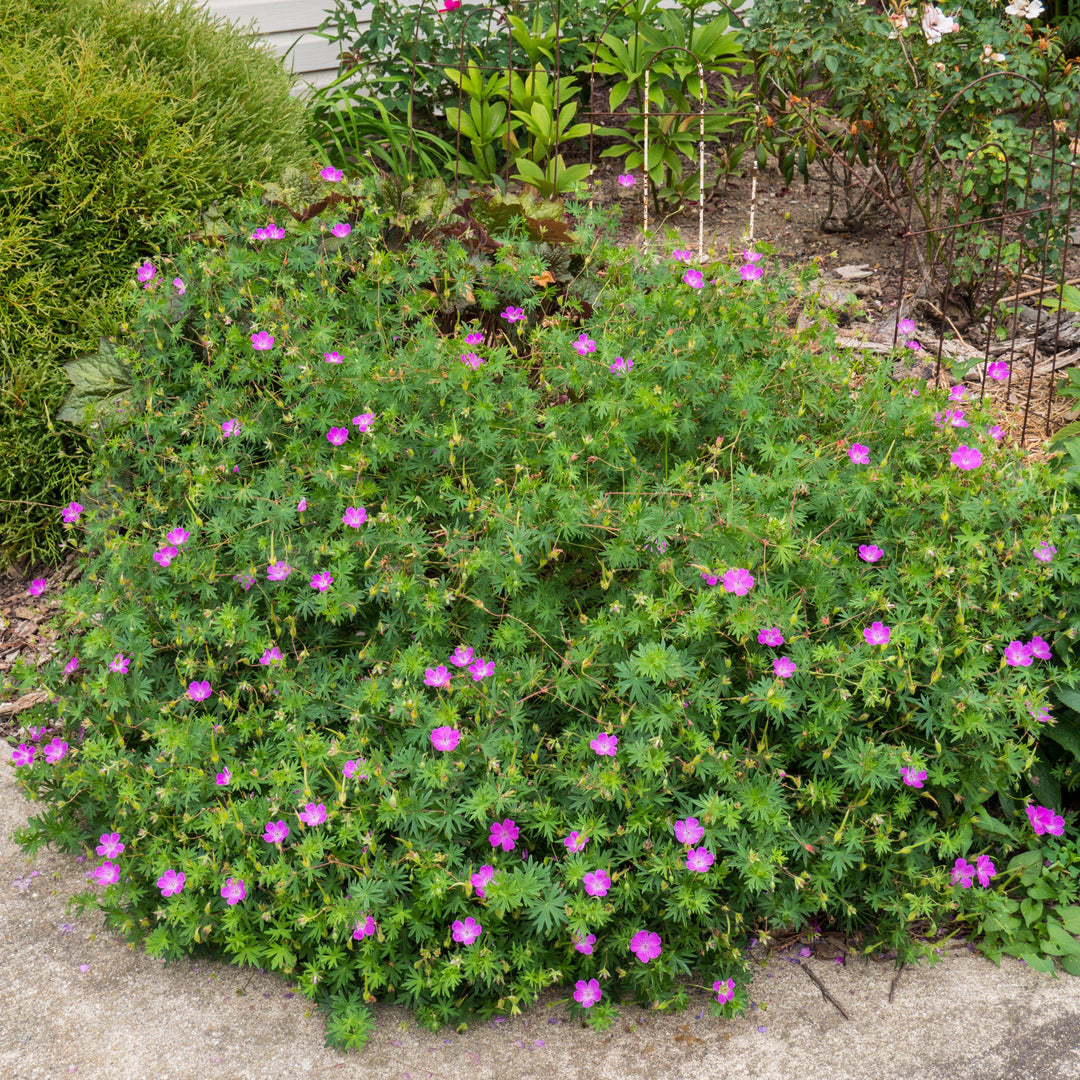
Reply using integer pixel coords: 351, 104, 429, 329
3, 752, 1079, 1080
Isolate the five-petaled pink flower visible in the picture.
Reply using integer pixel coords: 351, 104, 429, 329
583, 869, 611, 897
714, 978, 736, 1004
610, 357, 633, 373
723, 568, 754, 596
758, 627, 784, 647
153, 545, 178, 568
221, 877, 247, 905
137, 261, 156, 286
564, 832, 589, 853
343, 506, 368, 527
590, 732, 618, 756
299, 802, 327, 826
1004, 640, 1033, 667
1034, 541, 1056, 563
617, 173, 635, 187
215, 767, 231, 785
848, 443, 870, 465
44, 737, 68, 764
683, 269, 704, 289
64, 656, 79, 675
572, 333, 596, 356
343, 759, 367, 780
1027, 805, 1065, 837
773, 656, 796, 678
166, 527, 190, 546
187, 680, 212, 701
324, 351, 343, 364
109, 653, 130, 674
859, 544, 884, 563
157, 869, 185, 897
672, 249, 694, 263
222, 419, 240, 437
1029, 635, 1051, 661
326, 427, 348, 446
863, 622, 891, 646
260, 645, 284, 665
574, 978, 602, 1007
425, 666, 452, 688
573, 932, 596, 954
686, 846, 715, 873
460, 352, 483, 369
987, 361, 1009, 381
95, 861, 120, 886
430, 725, 462, 751
12, 742, 35, 767
951, 445, 982, 470
501, 306, 525, 323
251, 331, 274, 351
465, 331, 484, 345
739, 263, 764, 281
352, 412, 375, 432
330, 222, 351, 238
452, 916, 483, 944
974, 854, 996, 887
471, 864, 495, 897
263, 820, 290, 844
675, 817, 705, 845
28, 578, 47, 597
310, 571, 334, 591
267, 560, 292, 581
490, 819, 519, 851
96, 832, 124, 858
62, 502, 84, 524
450, 645, 474, 667
353, 915, 376, 939
469, 658, 495, 681
320, 166, 344, 182
630, 930, 662, 963
901, 766, 926, 788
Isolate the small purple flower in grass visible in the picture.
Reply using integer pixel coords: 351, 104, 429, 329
714, 978, 736, 1004
253, 223, 285, 241
610, 357, 633, 374
343, 506, 368, 527
686, 847, 715, 873
330, 222, 351, 238
987, 361, 1010, 381
974, 855, 996, 886
572, 333, 596, 356
739, 263, 764, 281
469, 658, 495, 681
95, 862, 120, 886
137, 261, 156, 286
326, 427, 348, 446
61, 502, 84, 524
674, 818, 705, 845
1027, 805, 1065, 836
723, 568, 754, 596
172, 276, 184, 294
251, 331, 274, 351
465, 331, 484, 345
948, 385, 966, 401
898, 318, 916, 335
757, 627, 784, 647
460, 352, 483, 369
260, 645, 284, 666
324, 351, 343, 364
343, 759, 366, 779
773, 656, 796, 678
490, 819, 519, 851
153, 545, 178, 568
221, 877, 246, 905
859, 544, 885, 563
672, 249, 694, 263
215, 767, 231, 786
951, 445, 982, 470
352, 413, 375, 432
501, 306, 525, 323
450, 644, 474, 667
425, 666, 452, 689
109, 653, 130, 674
683, 269, 705, 289
320, 166, 344, 182
157, 869, 185, 897
630, 930, 662, 963
28, 578, 47, 597
573, 932, 596, 955
952, 856, 993, 888
901, 766, 926, 789
583, 869, 611, 897
166, 527, 189, 546
310, 571, 334, 592
187, 680, 212, 702
617, 173, 635, 187
1027, 702, 1053, 724
1029, 635, 1051, 661
430, 726, 461, 752
702, 571, 718, 586
297, 498, 307, 512
863, 622, 891, 646
221, 419, 240, 438
64, 656, 79, 674
574, 978, 602, 1008
848, 443, 870, 465
267, 561, 292, 581
1004, 640, 1033, 667
742, 249, 763, 263
988, 425, 1004, 442
353, 915, 376, 940
1034, 541, 1056, 563
299, 803, 327, 826
12, 742, 35, 767
563, 832, 589, 853
590, 732, 618, 756
452, 917, 484, 945
263, 820, 290, 844
44, 737, 68, 764
471, 865, 495, 898
97, 832, 124, 858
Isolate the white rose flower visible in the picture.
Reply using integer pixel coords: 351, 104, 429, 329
921, 4, 960, 44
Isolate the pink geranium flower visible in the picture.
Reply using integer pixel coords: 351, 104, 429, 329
452, 916, 483, 944
951, 445, 982, 470
714, 978, 736, 1004
617, 173, 635, 187
590, 732, 618, 756
28, 578, 47, 597
685, 846, 715, 873
64, 656, 80, 674
326, 427, 348, 446
251, 331, 274, 351
96, 832, 124, 858
109, 653, 130, 674
674, 817, 704, 845
987, 361, 1009, 381
11, 743, 35, 767
859, 544, 884, 563
630, 930, 662, 963
723, 568, 754, 596
260, 645, 284, 666
574, 978, 602, 1007
136, 261, 156, 286
61, 502, 84, 524
572, 333, 596, 355
342, 506, 368, 527
430, 725, 462, 751
848, 443, 870, 465
468, 658, 494, 681
352, 413, 375, 432
901, 766, 926, 788
310, 571, 334, 591
489, 818, 519, 851
1004, 640, 1033, 667
266, 561, 292, 581
353, 915, 376, 939
682, 269, 704, 289
470, 865, 495, 898
187, 680, 212, 701
263, 820, 290, 844
863, 622, 891, 646
583, 869, 611, 897
450, 645, 475, 667
573, 932, 596, 955
1027, 805, 1065, 836
460, 352, 483, 369
324, 352, 343, 364
221, 877, 246, 905
1033, 541, 1056, 563
610, 357, 633, 373
424, 666, 452, 688
166, 527, 190, 546
157, 869, 186, 897
564, 832, 589, 853
299, 802, 327, 826
43, 737, 68, 764
94, 862, 120, 886
320, 166, 343, 182
501, 306, 525, 323
330, 222, 351, 239
757, 627, 784, 647
773, 656, 796, 678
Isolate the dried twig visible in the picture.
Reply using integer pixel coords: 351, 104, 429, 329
888, 962, 904, 1004
800, 962, 851, 1020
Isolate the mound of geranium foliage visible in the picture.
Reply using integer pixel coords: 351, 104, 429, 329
10, 173, 1080, 1048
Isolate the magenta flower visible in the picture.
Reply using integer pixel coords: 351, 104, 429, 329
61, 502, 84, 524
297, 499, 307, 512
11, 742, 35, 767
952, 858, 975, 887
947, 384, 966, 401
342, 506, 368, 527
723, 568, 754, 596
263, 820, 290, 844
221, 877, 246, 905
425, 666, 452, 689
64, 656, 79, 674
739, 263, 764, 281
343, 759, 367, 779
299, 802, 327, 826
96, 832, 124, 858
136, 261, 156, 286
583, 869, 611, 897
574, 978, 602, 1008
773, 656, 796, 678
324, 351, 343, 364
863, 621, 891, 646
1004, 640, 1033, 667
683, 269, 705, 289
901, 766, 926, 788
450, 644, 475, 667
714, 977, 736, 1004
672, 249, 694, 263
501, 306, 525, 323
563, 832, 589, 853
27, 578, 47, 597
460, 352, 483, 369
701, 571, 718, 586
94, 861, 120, 886
251, 331, 274, 351
951, 445, 982, 470
43, 737, 68, 764
330, 222, 351, 239
757, 627, 784, 647
617, 173, 635, 187
988, 425, 1004, 441
352, 915, 376, 939
320, 166, 344, 182
310, 571, 334, 591
215, 767, 231, 786
221, 419, 240, 437
1027, 702, 1053, 724
452, 916, 483, 945
848, 443, 870, 465
157, 869, 185, 897
573, 932, 596, 955
975, 854, 996, 887
609, 356, 633, 373
253, 223, 285, 241
187, 680, 212, 702
572, 333, 596, 356
153, 545, 178, 568
590, 732, 618, 756
430, 725, 462, 752
1033, 541, 1056, 563
267, 560, 292, 581
326, 427, 348, 446
987, 361, 1010, 381
489, 819, 519, 851
897, 318, 916, 335
260, 645, 284, 666
166, 527, 189, 546
1027, 805, 1065, 837
742, 249, 763, 263
109, 653, 130, 674
859, 544, 884, 563
468, 658, 495, 681
1029, 635, 1051, 661
465, 331, 484, 345
352, 412, 375, 432
471, 864, 495, 898
630, 930, 662, 963
674, 817, 705, 845
686, 846, 715, 873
